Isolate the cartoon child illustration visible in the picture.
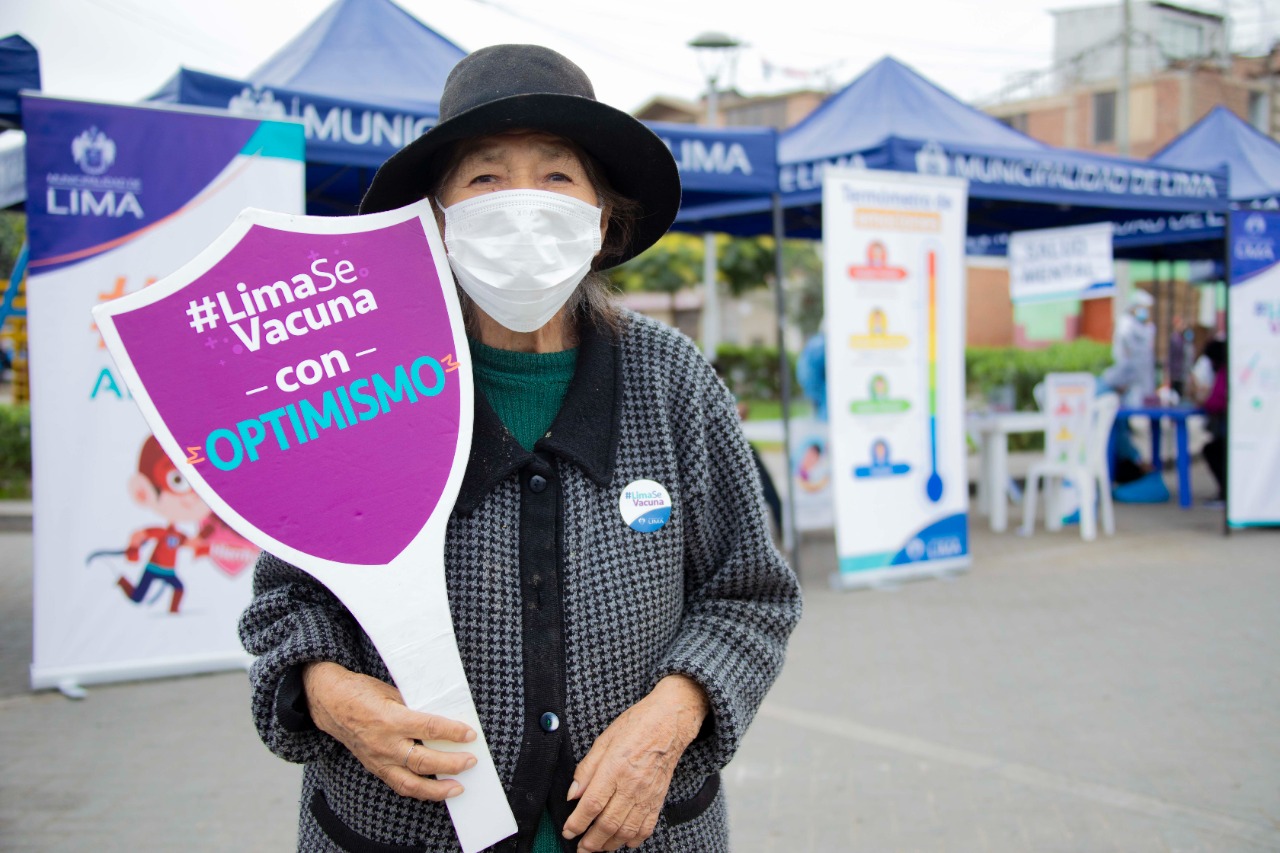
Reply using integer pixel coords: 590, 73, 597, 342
867, 240, 888, 267
854, 437, 911, 478
869, 374, 889, 401
796, 438, 830, 493
115, 436, 213, 614
871, 438, 890, 467
869, 308, 887, 336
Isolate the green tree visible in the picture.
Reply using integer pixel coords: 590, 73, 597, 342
783, 240, 824, 338
608, 233, 703, 317
610, 232, 824, 342
717, 235, 824, 337
0, 212, 26, 281
717, 235, 774, 297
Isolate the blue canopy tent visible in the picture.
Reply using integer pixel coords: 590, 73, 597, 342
646, 120, 779, 200
1, 33, 39, 208
148, 0, 787, 222
150, 0, 465, 214
1082, 106, 1280, 263
1153, 105, 1280, 208
673, 57, 1230, 259
1144, 106, 1280, 347
1, 33, 38, 330
0, 33, 40, 130
1067, 105, 1280, 326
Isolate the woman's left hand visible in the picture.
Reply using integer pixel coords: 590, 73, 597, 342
563, 675, 709, 852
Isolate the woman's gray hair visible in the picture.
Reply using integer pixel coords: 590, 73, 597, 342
426, 136, 643, 338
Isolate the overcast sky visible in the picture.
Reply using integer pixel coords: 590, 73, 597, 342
7, 0, 1277, 114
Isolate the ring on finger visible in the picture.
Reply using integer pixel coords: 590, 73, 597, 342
403, 743, 418, 769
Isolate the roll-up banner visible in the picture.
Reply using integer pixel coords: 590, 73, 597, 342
789, 418, 835, 532
822, 168, 971, 589
23, 95, 305, 691
1226, 210, 1280, 529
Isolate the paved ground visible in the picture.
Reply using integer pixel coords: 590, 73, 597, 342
2, 461, 1277, 852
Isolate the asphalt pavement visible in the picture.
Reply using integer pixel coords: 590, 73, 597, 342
2, 460, 1277, 852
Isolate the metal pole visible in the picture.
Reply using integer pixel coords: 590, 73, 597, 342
1157, 257, 1166, 389
1268, 40, 1279, 138
771, 193, 800, 575
1221, 217, 1232, 536
688, 33, 740, 355
1118, 0, 1132, 156
702, 83, 720, 357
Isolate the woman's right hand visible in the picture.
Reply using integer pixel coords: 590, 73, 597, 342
302, 661, 477, 801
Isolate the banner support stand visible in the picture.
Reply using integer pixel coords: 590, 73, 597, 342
1222, 221, 1231, 537
771, 193, 800, 577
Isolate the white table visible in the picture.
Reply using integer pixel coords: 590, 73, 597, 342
967, 410, 1048, 532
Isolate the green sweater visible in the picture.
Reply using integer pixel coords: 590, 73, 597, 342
470, 339, 578, 452
470, 338, 576, 851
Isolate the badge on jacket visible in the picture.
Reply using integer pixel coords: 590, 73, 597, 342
619, 479, 671, 532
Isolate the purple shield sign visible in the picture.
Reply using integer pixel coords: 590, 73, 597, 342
94, 204, 516, 853
97, 205, 466, 567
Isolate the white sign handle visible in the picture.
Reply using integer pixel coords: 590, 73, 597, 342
321, 526, 517, 853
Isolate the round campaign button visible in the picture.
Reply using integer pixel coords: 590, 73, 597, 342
619, 479, 672, 533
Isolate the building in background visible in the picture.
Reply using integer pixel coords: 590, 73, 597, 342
978, 1, 1265, 353
983, 2, 1270, 158
633, 95, 702, 125
635, 89, 825, 130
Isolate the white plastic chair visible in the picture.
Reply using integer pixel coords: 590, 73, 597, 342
1020, 392, 1120, 541
1032, 381, 1046, 411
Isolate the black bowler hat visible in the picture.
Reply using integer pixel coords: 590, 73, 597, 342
359, 44, 681, 268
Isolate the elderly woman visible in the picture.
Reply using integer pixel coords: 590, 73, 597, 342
239, 44, 801, 853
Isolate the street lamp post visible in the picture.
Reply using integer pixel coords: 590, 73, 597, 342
689, 32, 741, 358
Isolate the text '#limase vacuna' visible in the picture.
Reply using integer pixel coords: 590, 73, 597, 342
184, 256, 449, 473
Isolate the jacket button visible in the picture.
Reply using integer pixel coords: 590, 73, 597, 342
529, 474, 547, 493
540, 711, 560, 732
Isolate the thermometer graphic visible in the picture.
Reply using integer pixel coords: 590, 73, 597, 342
925, 248, 944, 503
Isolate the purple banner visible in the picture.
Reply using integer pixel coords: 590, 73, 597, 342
110, 216, 462, 566
22, 97, 265, 271
1230, 210, 1280, 284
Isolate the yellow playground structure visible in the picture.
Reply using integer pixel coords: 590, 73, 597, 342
1, 241, 28, 404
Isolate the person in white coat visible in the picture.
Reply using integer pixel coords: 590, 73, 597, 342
1099, 290, 1156, 483
1104, 290, 1156, 406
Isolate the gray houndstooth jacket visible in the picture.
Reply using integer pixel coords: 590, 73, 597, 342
239, 310, 803, 852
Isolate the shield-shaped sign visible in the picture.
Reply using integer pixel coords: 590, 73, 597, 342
92, 201, 516, 853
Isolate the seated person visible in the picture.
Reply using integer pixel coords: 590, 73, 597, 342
1197, 339, 1227, 505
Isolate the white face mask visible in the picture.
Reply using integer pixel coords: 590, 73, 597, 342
441, 190, 603, 333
